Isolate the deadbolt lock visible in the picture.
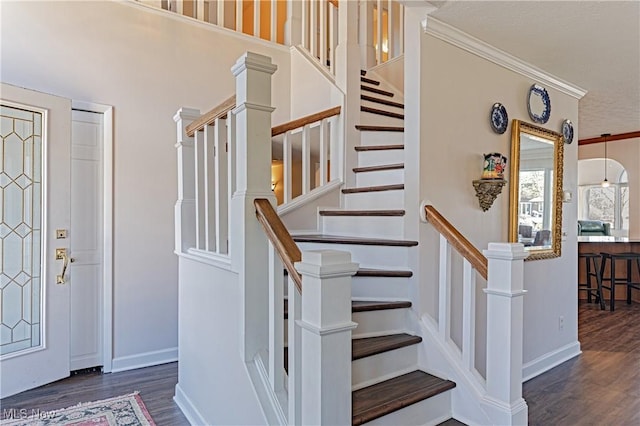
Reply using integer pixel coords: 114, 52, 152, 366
56, 229, 68, 239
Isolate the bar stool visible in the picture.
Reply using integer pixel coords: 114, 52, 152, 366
599, 252, 640, 311
578, 253, 605, 310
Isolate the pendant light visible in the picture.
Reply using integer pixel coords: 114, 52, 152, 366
601, 133, 611, 188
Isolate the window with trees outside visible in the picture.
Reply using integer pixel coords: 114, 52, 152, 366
578, 170, 629, 234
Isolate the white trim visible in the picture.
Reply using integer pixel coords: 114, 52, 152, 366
178, 248, 233, 270
174, 383, 209, 426
522, 341, 581, 382
297, 320, 358, 335
123, 0, 291, 53
72, 100, 114, 373
110, 347, 178, 373
291, 45, 338, 88
278, 179, 343, 216
422, 17, 587, 100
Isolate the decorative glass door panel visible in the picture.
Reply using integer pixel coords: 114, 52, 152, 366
0, 104, 43, 356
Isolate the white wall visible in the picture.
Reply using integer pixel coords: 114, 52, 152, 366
176, 258, 266, 425
578, 137, 640, 238
1, 0, 291, 366
408, 32, 580, 379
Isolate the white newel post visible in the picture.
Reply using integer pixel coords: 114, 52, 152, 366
173, 107, 201, 254
483, 242, 529, 426
229, 52, 278, 361
296, 250, 358, 426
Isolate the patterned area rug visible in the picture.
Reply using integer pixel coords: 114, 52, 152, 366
1, 392, 156, 426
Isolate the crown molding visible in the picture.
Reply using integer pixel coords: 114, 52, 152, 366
422, 17, 587, 100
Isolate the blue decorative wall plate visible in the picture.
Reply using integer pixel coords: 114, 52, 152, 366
527, 84, 551, 124
490, 103, 508, 134
562, 119, 574, 144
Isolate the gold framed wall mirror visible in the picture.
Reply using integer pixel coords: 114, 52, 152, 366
509, 120, 564, 260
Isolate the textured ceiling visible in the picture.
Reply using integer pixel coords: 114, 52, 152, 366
428, 0, 640, 140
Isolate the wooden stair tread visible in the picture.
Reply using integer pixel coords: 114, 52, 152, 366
342, 184, 404, 194
352, 334, 422, 360
293, 234, 418, 247
360, 76, 381, 86
355, 125, 404, 132
286, 300, 412, 318
355, 144, 404, 151
361, 106, 404, 120
361, 94, 404, 109
351, 300, 412, 311
319, 209, 405, 217
353, 163, 404, 173
361, 85, 394, 97
352, 371, 456, 426
355, 268, 413, 278
361, 69, 367, 76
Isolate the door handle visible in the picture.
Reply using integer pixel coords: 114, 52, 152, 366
56, 248, 69, 285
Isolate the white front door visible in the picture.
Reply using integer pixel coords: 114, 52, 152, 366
0, 84, 72, 398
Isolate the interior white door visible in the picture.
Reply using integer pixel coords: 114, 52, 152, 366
0, 83, 72, 398
70, 110, 104, 371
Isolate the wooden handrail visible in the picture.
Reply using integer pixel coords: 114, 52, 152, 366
254, 198, 302, 292
578, 130, 640, 145
271, 106, 341, 137
424, 205, 488, 280
186, 95, 236, 137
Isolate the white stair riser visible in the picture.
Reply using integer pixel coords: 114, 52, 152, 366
352, 345, 418, 390
355, 168, 404, 187
357, 149, 404, 168
359, 131, 404, 146
352, 308, 410, 338
363, 390, 453, 426
321, 215, 404, 239
359, 110, 404, 127
343, 190, 404, 210
352, 277, 410, 300
295, 243, 413, 269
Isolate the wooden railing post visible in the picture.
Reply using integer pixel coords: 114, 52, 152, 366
229, 52, 277, 361
173, 107, 201, 254
483, 242, 529, 426
296, 250, 358, 426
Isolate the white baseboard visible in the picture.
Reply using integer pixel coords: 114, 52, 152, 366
110, 347, 178, 373
522, 341, 581, 382
174, 383, 207, 426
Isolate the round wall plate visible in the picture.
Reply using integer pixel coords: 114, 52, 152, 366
490, 103, 508, 134
527, 84, 551, 124
562, 119, 574, 144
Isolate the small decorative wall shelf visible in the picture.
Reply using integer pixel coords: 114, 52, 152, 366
473, 179, 507, 212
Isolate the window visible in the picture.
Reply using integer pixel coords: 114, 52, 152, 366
578, 170, 629, 233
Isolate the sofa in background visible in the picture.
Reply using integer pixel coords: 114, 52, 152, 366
578, 220, 611, 236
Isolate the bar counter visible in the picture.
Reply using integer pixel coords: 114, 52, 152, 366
578, 236, 640, 303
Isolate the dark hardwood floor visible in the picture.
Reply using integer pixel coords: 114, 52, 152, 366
1, 302, 637, 426
524, 301, 640, 425
0, 362, 188, 425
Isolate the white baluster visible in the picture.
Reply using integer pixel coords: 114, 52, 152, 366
268, 244, 285, 393
253, 0, 261, 38
376, 0, 382, 64
359, 0, 375, 69
319, 0, 327, 67
302, 124, 311, 195
214, 117, 228, 254
173, 107, 200, 254
196, 0, 205, 21
483, 242, 528, 425
283, 131, 292, 203
386, 0, 393, 59
236, 0, 243, 33
301, 0, 308, 49
194, 129, 205, 250
270, 0, 278, 42
438, 235, 452, 339
287, 274, 301, 425
462, 259, 476, 370
310, 0, 317, 58
297, 250, 358, 426
319, 118, 328, 185
203, 124, 216, 252
329, 3, 337, 74
285, 0, 302, 46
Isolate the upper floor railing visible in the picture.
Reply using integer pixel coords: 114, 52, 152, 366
136, 0, 404, 74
